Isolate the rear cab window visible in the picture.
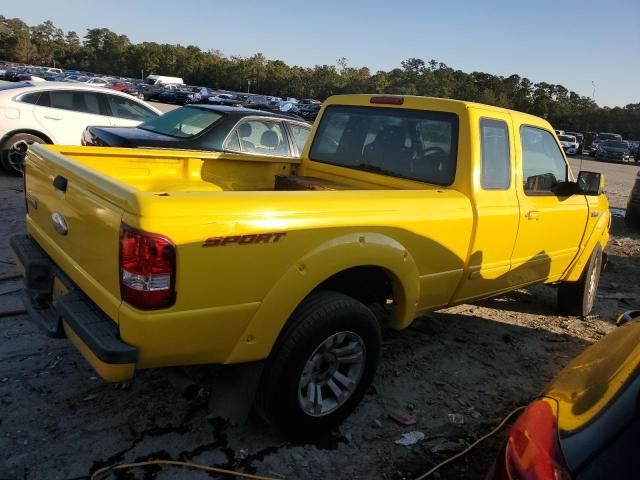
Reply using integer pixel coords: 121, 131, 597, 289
520, 126, 568, 194
309, 105, 459, 186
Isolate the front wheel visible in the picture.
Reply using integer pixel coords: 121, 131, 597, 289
558, 244, 603, 316
1, 133, 46, 176
625, 207, 640, 229
255, 291, 381, 434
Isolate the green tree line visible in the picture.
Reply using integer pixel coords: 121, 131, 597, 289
1, 16, 638, 138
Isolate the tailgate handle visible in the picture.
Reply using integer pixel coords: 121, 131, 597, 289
53, 175, 68, 193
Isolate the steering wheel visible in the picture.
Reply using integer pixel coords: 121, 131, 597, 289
423, 146, 447, 157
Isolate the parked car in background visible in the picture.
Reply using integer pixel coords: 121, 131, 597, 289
625, 170, 640, 228
595, 140, 632, 162
82, 105, 311, 158
142, 82, 181, 101
587, 133, 624, 156
143, 74, 184, 86
85, 77, 110, 87
208, 93, 244, 107
106, 81, 136, 92
0, 82, 161, 175
565, 131, 584, 154
489, 310, 640, 480
243, 94, 271, 109
158, 86, 216, 105
4, 67, 30, 82
625, 140, 639, 158
558, 134, 579, 155
295, 102, 322, 121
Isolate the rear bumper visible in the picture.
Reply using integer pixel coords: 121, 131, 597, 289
10, 234, 137, 382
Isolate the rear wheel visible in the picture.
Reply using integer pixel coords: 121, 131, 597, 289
255, 291, 381, 434
558, 244, 603, 316
1, 133, 46, 176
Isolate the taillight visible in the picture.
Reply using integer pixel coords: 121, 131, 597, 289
497, 399, 571, 480
119, 223, 176, 309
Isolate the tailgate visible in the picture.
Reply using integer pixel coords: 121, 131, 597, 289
24, 144, 130, 322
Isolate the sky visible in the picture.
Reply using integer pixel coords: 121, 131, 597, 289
3, 0, 639, 107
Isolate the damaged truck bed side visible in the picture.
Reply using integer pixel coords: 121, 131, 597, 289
13, 94, 610, 433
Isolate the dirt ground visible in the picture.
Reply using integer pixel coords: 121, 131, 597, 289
1, 160, 639, 480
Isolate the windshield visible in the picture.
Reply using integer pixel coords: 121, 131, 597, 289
138, 106, 224, 138
603, 141, 627, 148
558, 135, 575, 142
598, 133, 622, 141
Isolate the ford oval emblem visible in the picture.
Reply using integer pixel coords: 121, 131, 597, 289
51, 212, 68, 236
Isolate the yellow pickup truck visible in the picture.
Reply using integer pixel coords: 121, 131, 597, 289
12, 95, 610, 433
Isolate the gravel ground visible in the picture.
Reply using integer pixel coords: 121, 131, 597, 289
0, 160, 639, 480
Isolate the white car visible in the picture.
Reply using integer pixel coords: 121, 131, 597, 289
558, 134, 579, 156
0, 81, 161, 175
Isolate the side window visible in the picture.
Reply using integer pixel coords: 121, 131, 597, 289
232, 119, 290, 156
19, 92, 41, 105
79, 92, 101, 115
44, 91, 101, 115
480, 118, 510, 189
104, 95, 156, 121
48, 91, 74, 111
225, 131, 241, 151
289, 123, 311, 154
521, 126, 568, 194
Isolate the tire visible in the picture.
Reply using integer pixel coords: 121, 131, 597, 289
558, 244, 603, 316
1, 133, 46, 176
137, 92, 145, 100
625, 208, 640, 229
255, 291, 381, 434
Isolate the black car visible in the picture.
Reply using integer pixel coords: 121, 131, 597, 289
4, 67, 29, 82
295, 102, 322, 121
625, 170, 640, 228
82, 105, 312, 158
595, 140, 632, 162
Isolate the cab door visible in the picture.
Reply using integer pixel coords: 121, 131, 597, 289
453, 111, 520, 303
510, 125, 589, 285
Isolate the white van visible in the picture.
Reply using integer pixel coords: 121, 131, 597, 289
144, 75, 185, 86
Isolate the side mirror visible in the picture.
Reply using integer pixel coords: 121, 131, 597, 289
577, 171, 604, 196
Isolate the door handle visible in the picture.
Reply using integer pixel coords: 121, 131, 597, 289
525, 210, 540, 220
44, 115, 62, 120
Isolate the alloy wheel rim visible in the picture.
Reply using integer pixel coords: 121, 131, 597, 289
586, 253, 601, 310
298, 331, 366, 417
